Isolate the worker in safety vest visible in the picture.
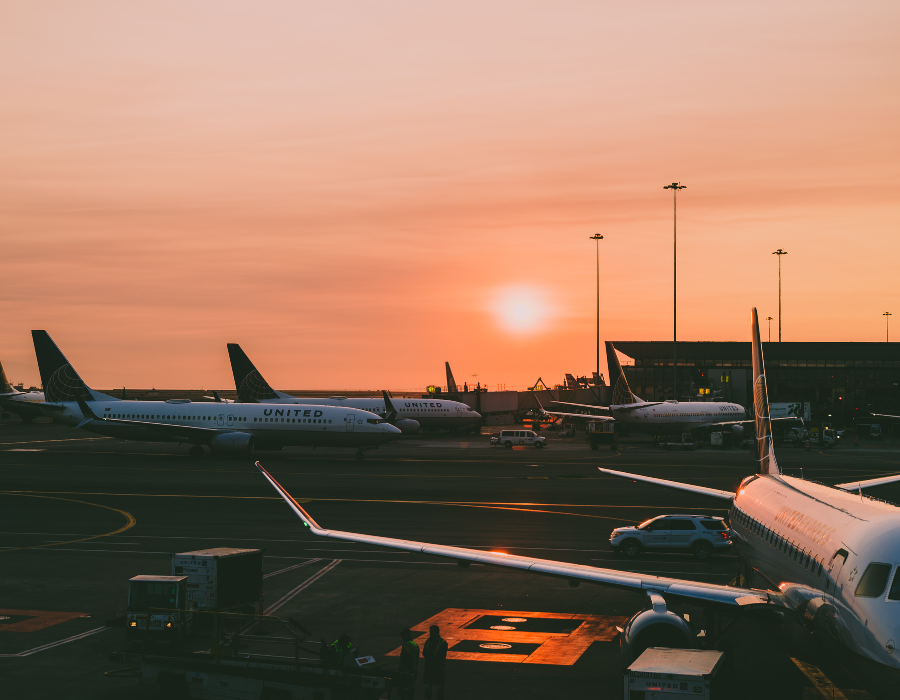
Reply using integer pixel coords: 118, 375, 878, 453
422, 624, 448, 699
324, 632, 353, 670
397, 628, 419, 699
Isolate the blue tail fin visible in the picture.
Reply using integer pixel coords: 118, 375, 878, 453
606, 341, 639, 405
751, 308, 779, 475
31, 331, 95, 403
227, 344, 280, 402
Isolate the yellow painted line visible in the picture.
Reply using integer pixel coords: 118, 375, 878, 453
0, 437, 113, 445
0, 493, 136, 553
790, 657, 853, 700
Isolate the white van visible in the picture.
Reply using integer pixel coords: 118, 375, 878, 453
496, 429, 547, 448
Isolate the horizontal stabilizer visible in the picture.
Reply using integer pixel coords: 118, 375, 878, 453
599, 468, 735, 501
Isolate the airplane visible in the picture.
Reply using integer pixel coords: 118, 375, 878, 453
0, 358, 45, 422
255, 308, 900, 681
227, 344, 482, 434
550, 341, 753, 435
31, 331, 400, 459
526, 393, 614, 428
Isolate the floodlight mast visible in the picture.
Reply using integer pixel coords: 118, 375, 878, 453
766, 317, 773, 343
885, 312, 892, 342
589, 233, 604, 380
663, 182, 686, 400
773, 249, 788, 341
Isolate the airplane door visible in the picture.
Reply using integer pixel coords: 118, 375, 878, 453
217, 414, 225, 426
826, 548, 849, 640
226, 414, 234, 427
345, 414, 354, 432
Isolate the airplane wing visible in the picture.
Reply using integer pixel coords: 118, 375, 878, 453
551, 401, 612, 412
539, 409, 615, 422
694, 416, 802, 429
75, 395, 222, 440
835, 473, 900, 491
872, 413, 900, 420
255, 461, 781, 609
599, 468, 736, 501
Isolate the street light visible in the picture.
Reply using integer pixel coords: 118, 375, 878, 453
663, 182, 686, 400
589, 234, 604, 380
884, 312, 892, 342
772, 249, 788, 341
766, 317, 773, 343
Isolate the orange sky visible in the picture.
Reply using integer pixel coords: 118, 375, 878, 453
2, 2, 899, 391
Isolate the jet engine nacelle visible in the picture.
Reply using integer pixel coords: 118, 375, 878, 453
731, 424, 744, 439
209, 431, 254, 454
620, 594, 696, 667
393, 418, 420, 435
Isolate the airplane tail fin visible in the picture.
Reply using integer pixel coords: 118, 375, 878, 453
31, 331, 95, 403
606, 342, 639, 405
751, 308, 779, 475
382, 390, 398, 422
227, 344, 281, 402
0, 359, 14, 394
445, 362, 458, 393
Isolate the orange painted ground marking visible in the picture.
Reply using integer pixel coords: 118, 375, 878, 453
0, 610, 89, 633
386, 608, 627, 665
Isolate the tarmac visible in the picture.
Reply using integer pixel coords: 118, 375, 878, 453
2, 418, 899, 699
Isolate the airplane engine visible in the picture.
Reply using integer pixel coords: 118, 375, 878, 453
619, 594, 696, 667
209, 431, 255, 454
393, 418, 420, 435
731, 424, 745, 440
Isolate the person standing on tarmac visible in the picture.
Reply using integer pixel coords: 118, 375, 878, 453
397, 628, 420, 700
422, 625, 448, 699
323, 633, 353, 670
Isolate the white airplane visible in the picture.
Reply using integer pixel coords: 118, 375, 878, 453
0, 359, 45, 422
256, 309, 900, 681
227, 343, 482, 434
31, 331, 400, 459
549, 341, 752, 434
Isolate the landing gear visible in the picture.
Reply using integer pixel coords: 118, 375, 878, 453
355, 449, 365, 461
189, 445, 204, 459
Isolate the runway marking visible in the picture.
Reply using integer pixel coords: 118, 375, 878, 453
0, 626, 110, 658
264, 560, 341, 615
0, 437, 112, 446
790, 657, 856, 700
386, 609, 627, 665
264, 559, 323, 579
8, 449, 45, 452
0, 609, 91, 633
0, 493, 135, 554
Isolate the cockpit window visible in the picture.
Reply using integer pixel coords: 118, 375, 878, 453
855, 563, 892, 598
888, 568, 900, 601
366, 418, 383, 424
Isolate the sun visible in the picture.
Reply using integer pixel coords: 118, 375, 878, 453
512, 303, 531, 321
491, 286, 551, 334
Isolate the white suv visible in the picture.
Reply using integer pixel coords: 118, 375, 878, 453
609, 515, 732, 560
493, 430, 547, 449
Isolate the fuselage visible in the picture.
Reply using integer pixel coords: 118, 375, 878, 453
43, 399, 400, 448
0, 390, 46, 420
257, 396, 482, 431
732, 474, 900, 671
613, 400, 745, 432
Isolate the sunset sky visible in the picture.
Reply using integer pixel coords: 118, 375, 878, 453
3, 2, 899, 391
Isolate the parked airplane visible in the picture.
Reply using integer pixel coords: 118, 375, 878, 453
227, 344, 482, 434
256, 308, 900, 681
551, 341, 750, 434
31, 331, 400, 459
0, 359, 44, 422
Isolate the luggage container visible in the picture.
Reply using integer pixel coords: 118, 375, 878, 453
171, 548, 263, 611
624, 647, 724, 699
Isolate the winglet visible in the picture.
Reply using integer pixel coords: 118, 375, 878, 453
255, 461, 325, 533
751, 308, 779, 475
382, 390, 398, 422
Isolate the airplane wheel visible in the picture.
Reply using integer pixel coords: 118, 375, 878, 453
189, 445, 204, 459
355, 450, 365, 461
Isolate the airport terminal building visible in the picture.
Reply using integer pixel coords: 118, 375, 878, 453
614, 341, 900, 423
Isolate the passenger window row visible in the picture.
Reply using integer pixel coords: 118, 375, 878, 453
732, 507, 824, 577
112, 414, 249, 422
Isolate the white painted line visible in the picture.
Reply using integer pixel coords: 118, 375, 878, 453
0, 626, 110, 658
264, 559, 322, 579
7, 449, 45, 452
265, 560, 342, 616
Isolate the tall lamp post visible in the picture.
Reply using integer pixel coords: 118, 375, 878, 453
884, 312, 892, 342
772, 249, 788, 341
663, 182, 686, 400
590, 234, 604, 379
766, 317, 773, 343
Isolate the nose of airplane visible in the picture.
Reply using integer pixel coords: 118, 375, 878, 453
472, 410, 482, 418
384, 423, 402, 435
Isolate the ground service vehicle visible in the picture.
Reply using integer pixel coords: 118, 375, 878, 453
608, 515, 732, 560
171, 548, 263, 611
496, 429, 546, 448
126, 576, 193, 641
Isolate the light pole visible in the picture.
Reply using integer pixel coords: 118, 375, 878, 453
884, 312, 892, 342
766, 317, 773, 342
772, 249, 788, 341
589, 234, 604, 380
663, 182, 686, 400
